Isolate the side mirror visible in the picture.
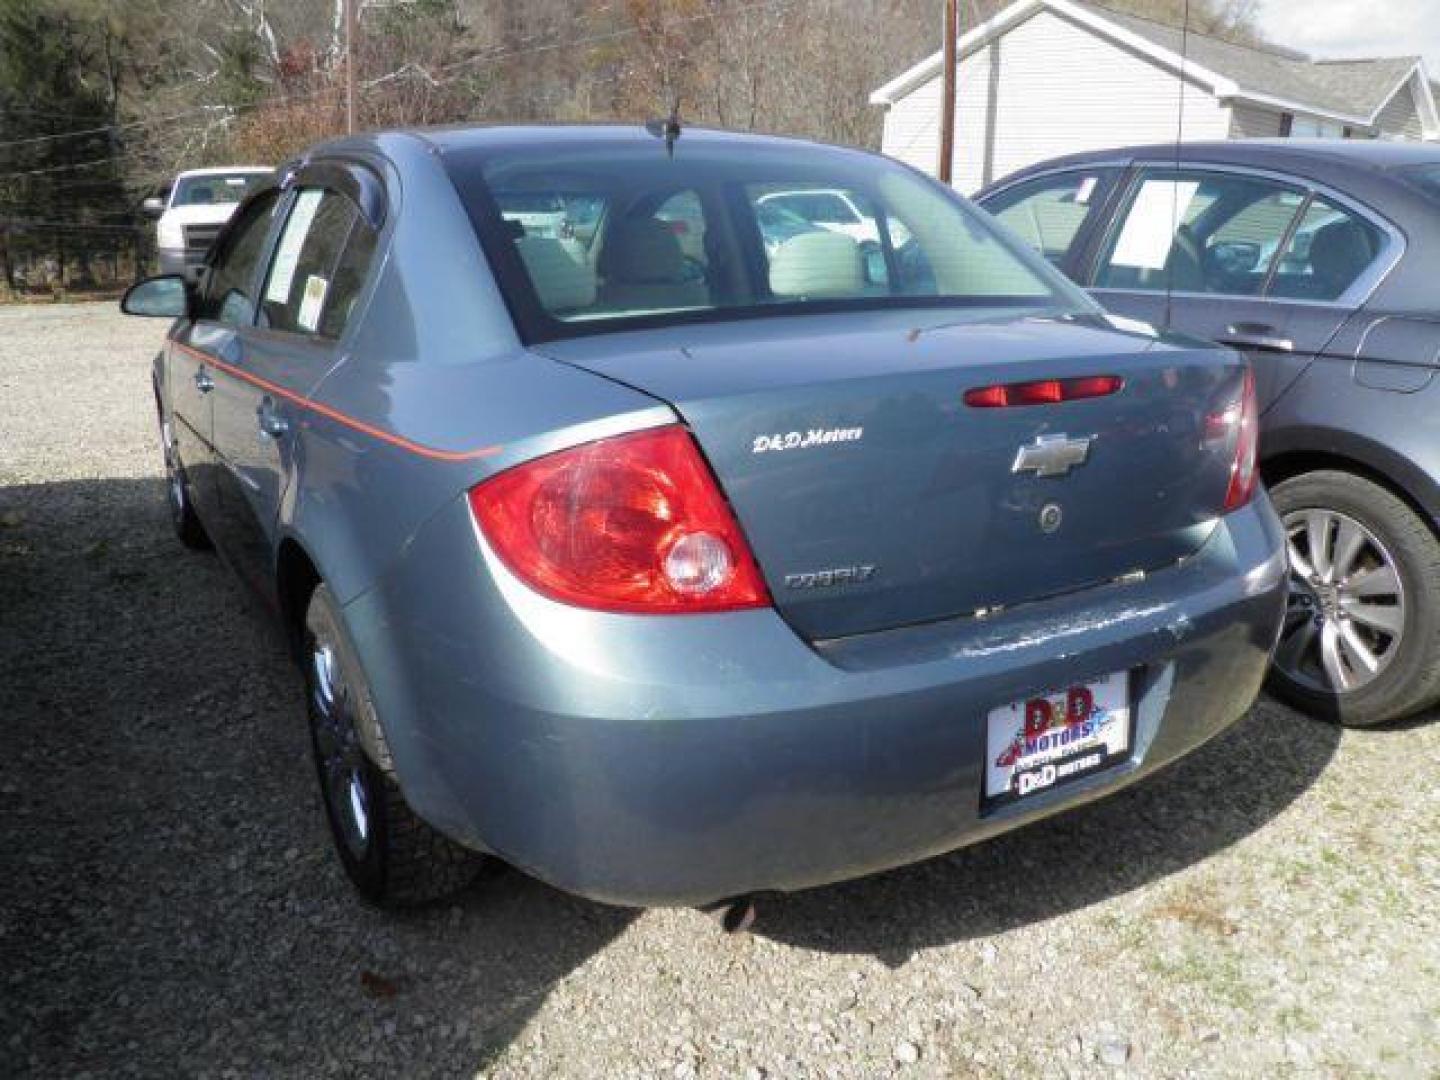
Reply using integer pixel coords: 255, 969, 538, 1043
142, 196, 166, 218
121, 275, 191, 319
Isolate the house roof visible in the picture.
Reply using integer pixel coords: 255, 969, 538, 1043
870, 0, 1438, 136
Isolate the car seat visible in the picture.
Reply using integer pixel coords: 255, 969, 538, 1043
1308, 218, 1375, 299
768, 231, 865, 299
597, 218, 708, 311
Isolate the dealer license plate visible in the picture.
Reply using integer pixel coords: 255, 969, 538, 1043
984, 671, 1133, 808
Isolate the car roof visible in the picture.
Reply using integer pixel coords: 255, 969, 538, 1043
1002, 138, 1440, 176
408, 123, 872, 160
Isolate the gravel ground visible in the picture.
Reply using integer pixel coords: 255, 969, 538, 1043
2, 302, 1438, 1080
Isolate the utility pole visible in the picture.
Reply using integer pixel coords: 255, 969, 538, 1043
937, 0, 958, 185
344, 0, 357, 135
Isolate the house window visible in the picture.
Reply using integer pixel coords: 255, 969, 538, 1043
1290, 116, 1345, 138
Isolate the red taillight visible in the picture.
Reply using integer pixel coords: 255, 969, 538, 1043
468, 425, 770, 614
964, 375, 1123, 408
1221, 366, 1259, 511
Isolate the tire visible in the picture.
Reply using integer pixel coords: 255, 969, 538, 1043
303, 584, 483, 906
1266, 470, 1440, 727
157, 401, 210, 550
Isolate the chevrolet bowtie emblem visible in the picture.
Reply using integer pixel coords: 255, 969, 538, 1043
1012, 434, 1093, 478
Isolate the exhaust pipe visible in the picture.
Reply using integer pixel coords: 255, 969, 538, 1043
708, 895, 756, 934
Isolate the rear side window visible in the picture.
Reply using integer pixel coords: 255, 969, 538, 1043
1266, 197, 1385, 302
984, 170, 1113, 270
198, 189, 281, 326
321, 221, 377, 339
260, 188, 375, 339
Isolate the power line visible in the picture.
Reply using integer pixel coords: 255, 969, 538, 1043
1, 217, 142, 232
0, 87, 344, 181
0, 107, 230, 151
0, 104, 114, 122
0, 154, 125, 180
0, 0, 799, 183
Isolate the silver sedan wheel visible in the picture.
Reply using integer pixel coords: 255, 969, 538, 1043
309, 636, 371, 860
1277, 508, 1405, 694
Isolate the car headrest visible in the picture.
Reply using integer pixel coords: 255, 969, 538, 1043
599, 218, 687, 284
515, 237, 596, 313
768, 231, 864, 299
1309, 218, 1374, 295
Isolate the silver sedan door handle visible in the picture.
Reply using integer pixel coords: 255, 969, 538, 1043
256, 397, 289, 438
194, 369, 214, 393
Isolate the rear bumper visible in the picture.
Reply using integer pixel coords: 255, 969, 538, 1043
344, 494, 1286, 907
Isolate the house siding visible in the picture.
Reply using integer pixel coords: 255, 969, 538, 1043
880, 8, 1231, 193
1230, 103, 1284, 138
1374, 82, 1425, 140
878, 69, 949, 179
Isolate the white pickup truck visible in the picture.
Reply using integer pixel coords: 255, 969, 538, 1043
144, 166, 273, 277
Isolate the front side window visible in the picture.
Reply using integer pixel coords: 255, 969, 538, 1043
444, 140, 1084, 340
259, 187, 374, 339
198, 190, 281, 326
984, 170, 1113, 269
1095, 170, 1306, 297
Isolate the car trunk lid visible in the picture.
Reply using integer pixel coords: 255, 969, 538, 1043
543, 310, 1241, 640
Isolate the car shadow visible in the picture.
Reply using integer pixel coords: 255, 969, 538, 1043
749, 700, 1342, 965
0, 475, 1344, 1073
0, 477, 635, 1077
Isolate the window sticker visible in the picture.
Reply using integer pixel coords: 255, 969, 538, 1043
1075, 176, 1097, 205
265, 189, 323, 304
297, 274, 329, 332
1110, 180, 1200, 270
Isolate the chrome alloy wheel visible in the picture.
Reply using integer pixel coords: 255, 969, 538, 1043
1277, 508, 1405, 694
309, 635, 372, 859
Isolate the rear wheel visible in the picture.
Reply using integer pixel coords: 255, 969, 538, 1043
303, 585, 483, 906
1267, 470, 1440, 726
157, 404, 209, 550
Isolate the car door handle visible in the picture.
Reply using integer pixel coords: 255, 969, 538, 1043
1220, 323, 1294, 353
193, 369, 214, 393
256, 398, 289, 438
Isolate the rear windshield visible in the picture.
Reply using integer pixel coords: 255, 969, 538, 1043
171, 172, 272, 208
443, 137, 1089, 341
1395, 163, 1440, 204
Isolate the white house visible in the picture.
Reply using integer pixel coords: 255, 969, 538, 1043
871, 0, 1440, 193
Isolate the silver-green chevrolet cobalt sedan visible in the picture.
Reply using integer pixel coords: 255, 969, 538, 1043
122, 125, 1286, 909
